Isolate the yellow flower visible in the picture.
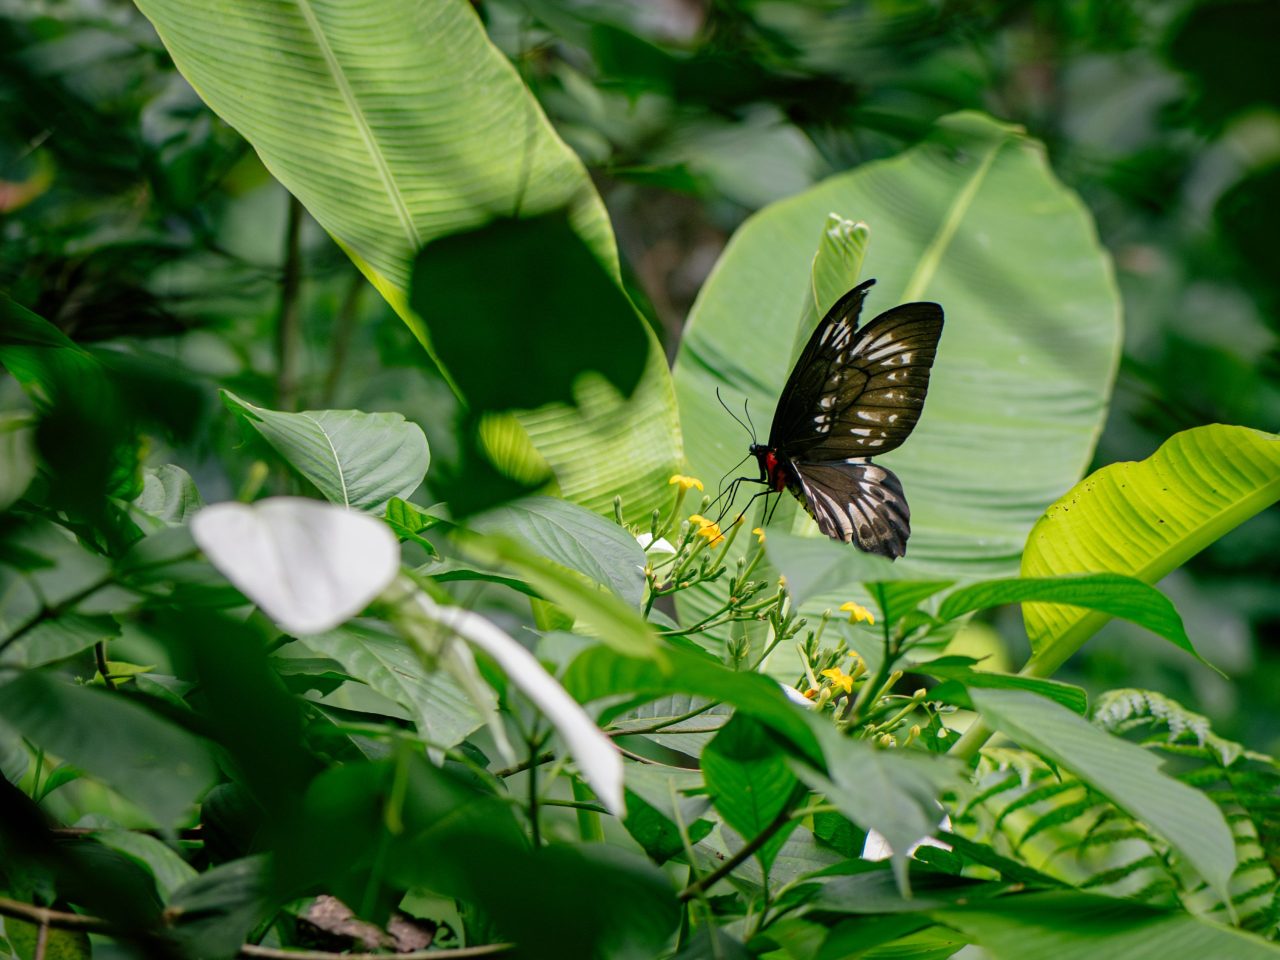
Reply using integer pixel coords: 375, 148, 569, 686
840, 601, 875, 625
821, 666, 854, 695
669, 474, 704, 492
687, 514, 725, 546
751, 527, 765, 544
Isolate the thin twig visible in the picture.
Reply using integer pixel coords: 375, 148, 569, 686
677, 785, 807, 902
0, 897, 513, 958
276, 194, 304, 411
318, 269, 364, 406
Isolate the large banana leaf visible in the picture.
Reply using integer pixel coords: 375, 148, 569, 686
674, 112, 1122, 578
133, 0, 682, 519
1021, 424, 1280, 675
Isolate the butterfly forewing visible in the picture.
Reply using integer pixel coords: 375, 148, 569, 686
770, 295, 944, 462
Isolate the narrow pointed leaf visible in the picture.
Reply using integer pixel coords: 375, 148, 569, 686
970, 688, 1236, 902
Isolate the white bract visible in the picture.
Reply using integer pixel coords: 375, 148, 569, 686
408, 593, 625, 817
191, 497, 399, 635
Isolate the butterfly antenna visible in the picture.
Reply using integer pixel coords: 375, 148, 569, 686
742, 398, 757, 444
716, 387, 755, 440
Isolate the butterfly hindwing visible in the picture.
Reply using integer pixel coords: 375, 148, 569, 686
770, 291, 944, 462
793, 459, 910, 559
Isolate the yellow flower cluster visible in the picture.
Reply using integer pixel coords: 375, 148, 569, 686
668, 474, 704, 492
839, 601, 875, 625
687, 514, 725, 546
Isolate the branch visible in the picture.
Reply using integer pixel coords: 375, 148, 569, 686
0, 897, 513, 958
677, 785, 806, 902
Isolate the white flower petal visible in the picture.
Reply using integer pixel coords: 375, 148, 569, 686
780, 684, 817, 708
413, 594, 624, 816
636, 532, 676, 555
191, 498, 399, 634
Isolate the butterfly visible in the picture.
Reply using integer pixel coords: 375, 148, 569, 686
743, 278, 944, 559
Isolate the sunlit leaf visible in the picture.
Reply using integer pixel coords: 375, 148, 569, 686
1021, 425, 1280, 672
222, 391, 429, 512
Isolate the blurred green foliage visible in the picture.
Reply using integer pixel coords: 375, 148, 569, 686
2, 0, 1279, 956
6, 0, 1274, 739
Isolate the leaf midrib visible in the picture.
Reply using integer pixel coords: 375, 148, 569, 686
293, 0, 421, 249
901, 137, 1006, 301
300, 412, 351, 507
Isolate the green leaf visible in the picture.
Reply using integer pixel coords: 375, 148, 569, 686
128, 464, 204, 529
167, 855, 272, 959
222, 390, 428, 512
132, 0, 683, 524
470, 496, 647, 607
938, 573, 1205, 665
411, 213, 646, 410
794, 720, 965, 893
0, 412, 36, 511
970, 688, 1236, 902
764, 528, 906, 604
304, 620, 485, 748
703, 716, 800, 872
1021, 425, 1280, 673
935, 890, 1280, 960
920, 656, 1088, 714
0, 672, 217, 827
790, 213, 871, 363
93, 829, 198, 901
675, 112, 1121, 577
460, 530, 659, 658
0, 614, 118, 670
562, 643, 821, 764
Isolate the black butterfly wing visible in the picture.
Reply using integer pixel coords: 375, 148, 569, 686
770, 292, 944, 462
768, 279, 875, 449
792, 459, 911, 558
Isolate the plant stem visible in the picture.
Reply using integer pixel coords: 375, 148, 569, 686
319, 269, 364, 406
93, 641, 117, 692
276, 194, 304, 411
677, 785, 806, 901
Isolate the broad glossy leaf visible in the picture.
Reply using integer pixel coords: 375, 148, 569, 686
133, 0, 682, 522
411, 213, 646, 410
191, 498, 400, 635
675, 112, 1121, 578
0, 672, 216, 827
935, 890, 1280, 960
94, 829, 198, 901
305, 620, 485, 748
970, 688, 1235, 901
703, 716, 800, 872
1021, 425, 1280, 671
938, 573, 1203, 664
794, 720, 964, 892
470, 496, 647, 607
222, 391, 428, 512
